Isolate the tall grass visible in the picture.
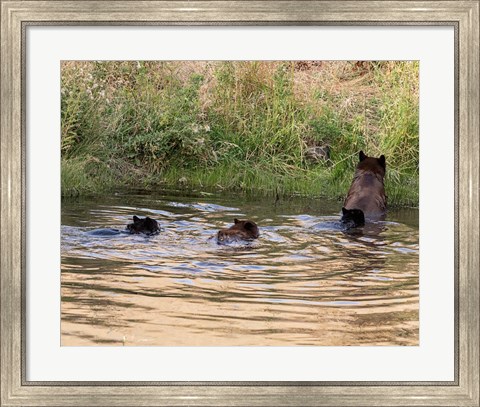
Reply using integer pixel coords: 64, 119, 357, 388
61, 61, 419, 206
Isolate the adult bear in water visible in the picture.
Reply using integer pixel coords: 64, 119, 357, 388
217, 219, 259, 244
344, 151, 387, 220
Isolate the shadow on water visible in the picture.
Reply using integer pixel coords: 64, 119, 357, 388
61, 190, 419, 346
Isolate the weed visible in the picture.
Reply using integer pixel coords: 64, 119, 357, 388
61, 61, 419, 206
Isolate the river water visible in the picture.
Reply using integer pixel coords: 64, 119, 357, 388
61, 190, 419, 346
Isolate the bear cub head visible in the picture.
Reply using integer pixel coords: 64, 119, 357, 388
126, 216, 160, 236
341, 207, 365, 229
217, 218, 259, 244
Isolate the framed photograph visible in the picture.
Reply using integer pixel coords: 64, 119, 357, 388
1, 1, 478, 406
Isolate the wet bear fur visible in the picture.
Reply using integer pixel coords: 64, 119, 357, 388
344, 151, 387, 220
217, 218, 259, 244
126, 216, 160, 235
340, 207, 365, 229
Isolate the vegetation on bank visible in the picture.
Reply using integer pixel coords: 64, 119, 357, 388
61, 61, 419, 206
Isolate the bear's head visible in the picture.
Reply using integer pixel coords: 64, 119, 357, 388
357, 150, 386, 178
217, 218, 259, 243
126, 216, 160, 235
341, 207, 365, 228
231, 218, 260, 238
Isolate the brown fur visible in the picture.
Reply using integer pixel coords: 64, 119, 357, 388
344, 151, 387, 219
217, 219, 259, 243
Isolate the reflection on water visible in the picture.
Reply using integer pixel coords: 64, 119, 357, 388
61, 190, 419, 346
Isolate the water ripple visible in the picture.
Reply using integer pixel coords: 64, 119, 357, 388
61, 192, 419, 346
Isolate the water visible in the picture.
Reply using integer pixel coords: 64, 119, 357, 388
61, 190, 419, 346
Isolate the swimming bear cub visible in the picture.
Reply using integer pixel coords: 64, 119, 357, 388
126, 215, 160, 235
340, 207, 365, 229
88, 216, 160, 237
344, 151, 387, 220
217, 219, 259, 244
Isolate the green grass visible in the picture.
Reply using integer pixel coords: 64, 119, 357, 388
61, 61, 419, 206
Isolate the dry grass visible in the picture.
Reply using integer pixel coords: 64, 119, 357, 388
61, 60, 419, 205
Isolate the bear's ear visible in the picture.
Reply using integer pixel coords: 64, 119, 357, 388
145, 216, 152, 221
359, 151, 367, 162
133, 215, 140, 222
234, 218, 239, 224
378, 155, 386, 169
342, 207, 347, 215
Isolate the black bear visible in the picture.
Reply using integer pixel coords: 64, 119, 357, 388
217, 219, 259, 244
126, 216, 160, 235
340, 207, 365, 229
344, 151, 387, 220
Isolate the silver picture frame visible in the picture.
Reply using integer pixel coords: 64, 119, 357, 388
1, 1, 478, 406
